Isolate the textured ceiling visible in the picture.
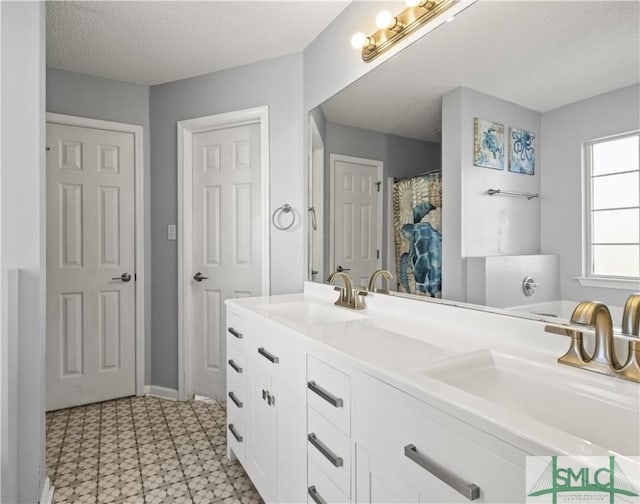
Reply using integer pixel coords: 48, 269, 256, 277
321, 1, 640, 142
47, 1, 350, 85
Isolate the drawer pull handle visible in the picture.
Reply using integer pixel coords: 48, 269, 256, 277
228, 327, 243, 339
308, 433, 343, 468
308, 486, 327, 504
258, 347, 279, 363
308, 381, 343, 408
228, 391, 243, 408
404, 444, 480, 501
228, 424, 243, 443
228, 359, 242, 374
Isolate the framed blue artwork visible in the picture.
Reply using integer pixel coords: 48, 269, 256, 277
473, 118, 505, 170
509, 127, 535, 175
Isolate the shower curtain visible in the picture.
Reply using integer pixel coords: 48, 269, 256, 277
392, 171, 442, 297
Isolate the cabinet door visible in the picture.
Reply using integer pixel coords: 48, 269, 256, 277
356, 445, 419, 504
276, 383, 307, 503
247, 361, 277, 499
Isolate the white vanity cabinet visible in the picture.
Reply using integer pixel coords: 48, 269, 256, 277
226, 311, 248, 464
355, 444, 420, 504
227, 299, 534, 504
353, 373, 526, 503
226, 306, 307, 503
306, 355, 352, 503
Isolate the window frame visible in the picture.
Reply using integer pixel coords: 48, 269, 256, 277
579, 130, 640, 289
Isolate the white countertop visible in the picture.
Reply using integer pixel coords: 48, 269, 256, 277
227, 282, 640, 463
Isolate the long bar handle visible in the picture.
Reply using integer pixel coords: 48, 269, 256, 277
308, 433, 343, 468
404, 444, 480, 501
228, 327, 243, 339
258, 346, 279, 363
228, 424, 243, 442
227, 359, 242, 374
308, 486, 327, 504
228, 391, 243, 408
307, 381, 343, 408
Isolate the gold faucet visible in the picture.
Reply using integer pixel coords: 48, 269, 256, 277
327, 271, 367, 310
618, 294, 640, 382
562, 301, 620, 373
367, 269, 393, 294
546, 299, 640, 383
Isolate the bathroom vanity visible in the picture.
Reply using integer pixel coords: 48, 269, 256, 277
225, 283, 639, 503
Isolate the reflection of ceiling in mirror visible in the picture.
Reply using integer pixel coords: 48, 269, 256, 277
320, 1, 640, 143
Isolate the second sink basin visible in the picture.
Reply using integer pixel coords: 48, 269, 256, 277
418, 350, 639, 454
259, 301, 367, 326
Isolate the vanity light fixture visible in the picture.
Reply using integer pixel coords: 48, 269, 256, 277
352, 0, 473, 62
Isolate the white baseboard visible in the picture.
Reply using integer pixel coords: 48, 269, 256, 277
145, 385, 178, 401
39, 477, 54, 504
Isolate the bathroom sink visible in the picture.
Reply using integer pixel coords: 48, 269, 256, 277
418, 350, 639, 454
259, 301, 368, 326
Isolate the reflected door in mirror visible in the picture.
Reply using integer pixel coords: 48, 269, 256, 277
331, 155, 382, 286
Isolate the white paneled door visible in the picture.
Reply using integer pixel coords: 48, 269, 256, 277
46, 123, 136, 411
332, 155, 383, 286
191, 123, 262, 399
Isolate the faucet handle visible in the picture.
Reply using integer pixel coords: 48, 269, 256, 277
352, 287, 368, 310
544, 325, 578, 337
333, 285, 348, 301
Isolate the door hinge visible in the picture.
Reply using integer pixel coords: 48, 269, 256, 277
376, 249, 380, 259
134, 273, 137, 282
375, 181, 382, 192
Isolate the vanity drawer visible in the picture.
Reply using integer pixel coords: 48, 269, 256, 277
354, 375, 525, 503
308, 355, 351, 435
249, 317, 306, 395
308, 408, 351, 498
308, 457, 349, 504
226, 415, 245, 463
227, 345, 247, 397
226, 387, 245, 416
226, 310, 246, 349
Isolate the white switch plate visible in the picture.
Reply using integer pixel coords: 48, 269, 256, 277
167, 224, 176, 241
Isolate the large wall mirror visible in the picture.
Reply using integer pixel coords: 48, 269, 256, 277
308, 0, 640, 326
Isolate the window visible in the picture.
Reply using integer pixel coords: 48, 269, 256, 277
584, 131, 640, 281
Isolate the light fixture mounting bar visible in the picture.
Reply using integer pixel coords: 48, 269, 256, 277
362, 0, 460, 62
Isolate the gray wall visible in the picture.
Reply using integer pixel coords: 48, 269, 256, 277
323, 121, 441, 273
150, 53, 304, 390
1, 2, 45, 502
309, 106, 326, 142
442, 87, 542, 302
541, 84, 640, 306
46, 67, 152, 386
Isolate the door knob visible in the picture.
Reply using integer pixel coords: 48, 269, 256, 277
112, 273, 132, 282
336, 265, 351, 273
193, 272, 208, 282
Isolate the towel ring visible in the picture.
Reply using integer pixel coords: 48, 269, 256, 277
272, 204, 295, 231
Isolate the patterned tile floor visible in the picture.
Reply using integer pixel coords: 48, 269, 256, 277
46, 397, 263, 504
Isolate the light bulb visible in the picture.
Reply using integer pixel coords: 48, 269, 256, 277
351, 32, 367, 49
375, 10, 395, 29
